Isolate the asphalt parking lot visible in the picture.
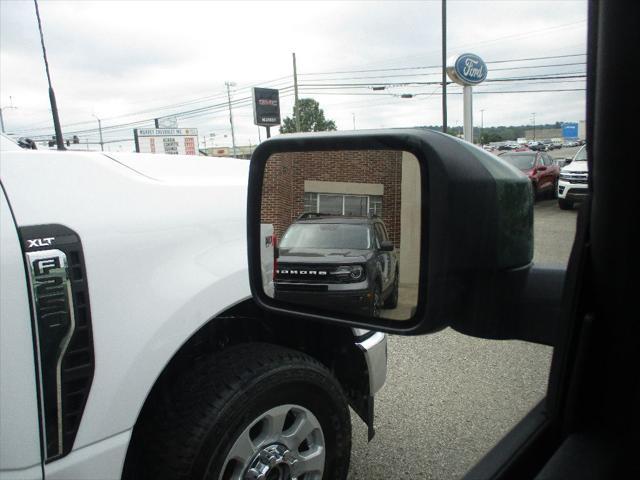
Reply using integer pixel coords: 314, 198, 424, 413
347, 199, 579, 479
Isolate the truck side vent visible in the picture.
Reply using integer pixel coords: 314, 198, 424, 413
21, 225, 95, 463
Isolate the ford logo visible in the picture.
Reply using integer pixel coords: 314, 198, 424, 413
446, 53, 488, 86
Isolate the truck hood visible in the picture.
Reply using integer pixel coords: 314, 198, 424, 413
562, 160, 589, 173
278, 248, 373, 264
103, 152, 249, 184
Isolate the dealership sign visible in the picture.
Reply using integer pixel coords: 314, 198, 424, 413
252, 88, 281, 127
134, 128, 199, 155
446, 53, 488, 86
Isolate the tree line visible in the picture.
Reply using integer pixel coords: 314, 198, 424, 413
280, 98, 566, 144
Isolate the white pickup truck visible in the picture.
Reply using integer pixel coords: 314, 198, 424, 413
0, 134, 386, 480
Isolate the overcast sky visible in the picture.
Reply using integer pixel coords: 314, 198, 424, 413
0, 0, 587, 150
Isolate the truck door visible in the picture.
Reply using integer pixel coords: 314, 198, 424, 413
0, 189, 43, 479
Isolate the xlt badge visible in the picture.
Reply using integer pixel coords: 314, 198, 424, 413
26, 237, 55, 248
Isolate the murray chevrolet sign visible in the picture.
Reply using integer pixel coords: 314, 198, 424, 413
252, 88, 281, 127
133, 128, 199, 155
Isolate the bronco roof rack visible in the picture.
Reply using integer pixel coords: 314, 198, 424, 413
296, 212, 380, 221
296, 212, 338, 220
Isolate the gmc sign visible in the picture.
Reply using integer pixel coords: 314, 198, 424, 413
252, 87, 281, 127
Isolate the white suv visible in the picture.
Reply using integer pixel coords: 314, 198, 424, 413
557, 145, 589, 209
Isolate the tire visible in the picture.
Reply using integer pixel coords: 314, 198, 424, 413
558, 198, 574, 210
383, 270, 399, 309
126, 343, 351, 480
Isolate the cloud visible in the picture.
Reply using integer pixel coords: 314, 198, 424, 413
1, 0, 587, 148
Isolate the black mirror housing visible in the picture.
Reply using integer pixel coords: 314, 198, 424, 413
247, 129, 534, 338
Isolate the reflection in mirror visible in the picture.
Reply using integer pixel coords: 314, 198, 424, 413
260, 150, 421, 321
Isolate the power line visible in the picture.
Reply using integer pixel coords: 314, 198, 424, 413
298, 62, 586, 83
19, 77, 294, 133
19, 55, 586, 139
299, 54, 585, 77
300, 88, 586, 96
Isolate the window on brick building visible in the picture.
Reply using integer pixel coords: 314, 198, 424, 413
304, 192, 318, 212
304, 192, 383, 217
369, 196, 383, 216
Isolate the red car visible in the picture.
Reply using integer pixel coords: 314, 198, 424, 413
498, 151, 560, 200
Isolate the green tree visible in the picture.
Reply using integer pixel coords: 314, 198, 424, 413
280, 98, 337, 133
481, 132, 503, 144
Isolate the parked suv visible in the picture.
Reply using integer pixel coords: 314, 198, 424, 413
275, 213, 399, 317
557, 144, 589, 209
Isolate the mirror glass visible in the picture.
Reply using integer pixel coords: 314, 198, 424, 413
259, 150, 421, 321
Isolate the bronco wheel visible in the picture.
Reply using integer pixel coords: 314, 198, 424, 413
126, 343, 351, 480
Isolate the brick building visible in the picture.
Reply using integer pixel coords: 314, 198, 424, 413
261, 150, 403, 247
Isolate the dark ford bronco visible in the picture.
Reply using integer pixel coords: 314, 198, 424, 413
274, 213, 399, 317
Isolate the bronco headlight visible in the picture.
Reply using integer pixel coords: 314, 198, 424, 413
332, 265, 365, 281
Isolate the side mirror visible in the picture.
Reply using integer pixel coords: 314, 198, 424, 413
247, 129, 538, 339
379, 240, 394, 252
536, 165, 548, 172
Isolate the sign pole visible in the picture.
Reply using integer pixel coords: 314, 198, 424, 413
266, 126, 271, 139
446, 53, 487, 144
463, 86, 473, 143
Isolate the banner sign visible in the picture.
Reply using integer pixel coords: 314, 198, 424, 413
252, 88, 281, 127
562, 122, 579, 139
134, 128, 198, 155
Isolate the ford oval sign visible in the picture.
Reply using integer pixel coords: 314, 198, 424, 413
446, 53, 488, 86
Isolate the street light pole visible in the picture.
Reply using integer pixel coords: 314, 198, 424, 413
92, 114, 104, 151
34, 0, 65, 150
532, 112, 536, 141
225, 81, 237, 158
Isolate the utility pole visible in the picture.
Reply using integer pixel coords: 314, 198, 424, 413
92, 114, 104, 151
225, 81, 237, 158
441, 0, 447, 134
292, 52, 301, 132
532, 112, 536, 140
34, 0, 65, 150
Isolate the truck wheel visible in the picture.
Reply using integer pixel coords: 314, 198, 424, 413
384, 271, 399, 309
558, 198, 574, 210
128, 343, 351, 480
